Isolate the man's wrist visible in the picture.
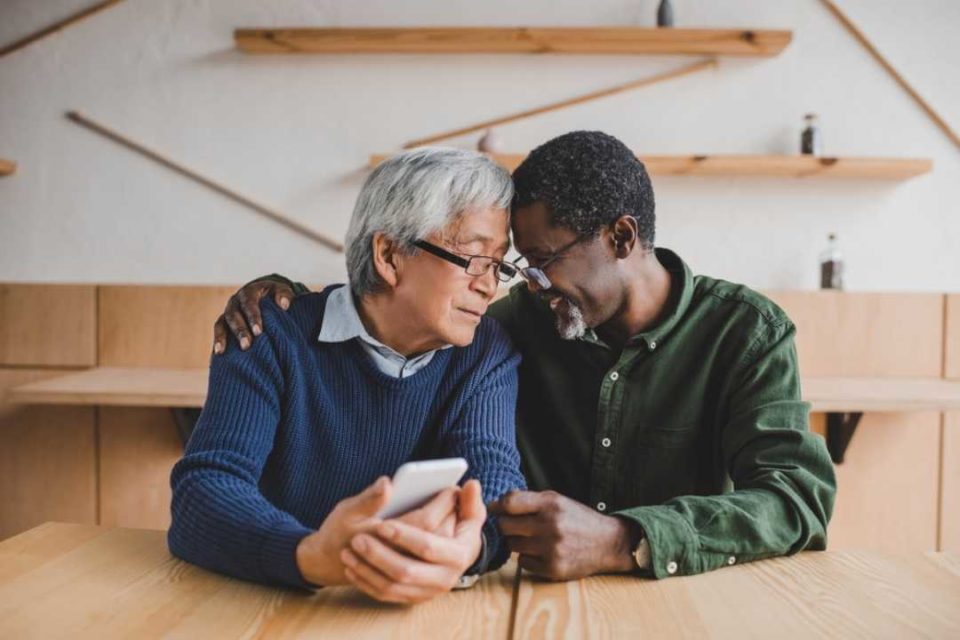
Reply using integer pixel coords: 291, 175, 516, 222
606, 515, 643, 573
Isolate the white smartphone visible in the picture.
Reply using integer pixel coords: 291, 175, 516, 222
376, 457, 469, 519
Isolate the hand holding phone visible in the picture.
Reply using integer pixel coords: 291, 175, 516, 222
376, 458, 468, 519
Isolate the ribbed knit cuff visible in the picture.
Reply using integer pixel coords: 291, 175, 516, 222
464, 530, 489, 576
256, 523, 315, 590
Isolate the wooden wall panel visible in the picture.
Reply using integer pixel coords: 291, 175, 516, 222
942, 295, 960, 552
0, 369, 96, 540
809, 413, 940, 551
98, 286, 236, 368
767, 291, 943, 377
771, 292, 944, 553
943, 412, 960, 552
0, 284, 96, 367
946, 295, 960, 379
98, 408, 182, 530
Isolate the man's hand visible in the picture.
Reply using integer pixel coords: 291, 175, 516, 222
213, 278, 297, 354
488, 490, 638, 581
340, 479, 487, 604
296, 477, 458, 588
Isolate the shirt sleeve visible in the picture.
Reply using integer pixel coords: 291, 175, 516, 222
439, 327, 527, 574
167, 318, 316, 590
613, 319, 837, 579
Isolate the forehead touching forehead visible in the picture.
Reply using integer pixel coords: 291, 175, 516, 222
441, 208, 511, 255
511, 201, 575, 256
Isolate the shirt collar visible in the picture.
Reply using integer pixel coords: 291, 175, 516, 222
578, 247, 693, 349
317, 285, 452, 356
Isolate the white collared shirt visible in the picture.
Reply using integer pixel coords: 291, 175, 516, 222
317, 286, 451, 379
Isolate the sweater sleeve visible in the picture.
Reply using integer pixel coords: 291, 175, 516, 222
167, 318, 315, 590
440, 324, 527, 573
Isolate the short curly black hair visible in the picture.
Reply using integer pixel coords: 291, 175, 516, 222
512, 131, 655, 247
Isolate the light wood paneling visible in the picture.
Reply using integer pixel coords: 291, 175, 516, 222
771, 292, 945, 553
0, 284, 96, 367
768, 291, 943, 377
236, 27, 792, 56
512, 550, 960, 638
947, 294, 960, 380
943, 295, 960, 552
943, 413, 960, 553
98, 285, 236, 368
810, 413, 941, 552
0, 524, 518, 638
0, 369, 96, 540
98, 408, 182, 530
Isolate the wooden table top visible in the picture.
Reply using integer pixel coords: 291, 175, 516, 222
8, 367, 960, 414
1, 523, 957, 639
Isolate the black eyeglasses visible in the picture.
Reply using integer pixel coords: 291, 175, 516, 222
512, 234, 594, 290
413, 240, 518, 283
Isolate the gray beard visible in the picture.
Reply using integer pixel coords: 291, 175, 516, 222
554, 299, 588, 340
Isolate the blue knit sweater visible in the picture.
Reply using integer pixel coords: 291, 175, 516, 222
168, 286, 525, 589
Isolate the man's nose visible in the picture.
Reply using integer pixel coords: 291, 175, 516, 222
525, 277, 544, 294
472, 267, 497, 298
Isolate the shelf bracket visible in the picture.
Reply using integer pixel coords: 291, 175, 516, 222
826, 412, 862, 464
170, 408, 201, 447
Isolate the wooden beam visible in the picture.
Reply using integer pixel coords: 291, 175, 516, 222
819, 0, 960, 152
371, 153, 932, 180
235, 27, 792, 57
65, 111, 343, 252
0, 1, 124, 58
403, 58, 717, 148
0, 159, 16, 176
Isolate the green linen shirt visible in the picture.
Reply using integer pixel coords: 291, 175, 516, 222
486, 248, 836, 579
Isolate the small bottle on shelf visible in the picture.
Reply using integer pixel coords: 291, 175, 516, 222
819, 233, 844, 290
477, 129, 502, 153
657, 0, 674, 27
801, 113, 822, 156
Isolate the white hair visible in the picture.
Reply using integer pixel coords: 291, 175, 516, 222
345, 147, 513, 296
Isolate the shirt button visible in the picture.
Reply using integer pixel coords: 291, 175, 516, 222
666, 561, 678, 575
601, 437, 611, 448
609, 372, 619, 381
649, 340, 657, 350
596, 502, 607, 512
727, 556, 736, 566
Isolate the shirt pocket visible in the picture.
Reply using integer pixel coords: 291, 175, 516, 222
626, 423, 703, 505
636, 421, 700, 449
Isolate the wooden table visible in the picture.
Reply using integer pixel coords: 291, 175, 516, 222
1, 523, 958, 639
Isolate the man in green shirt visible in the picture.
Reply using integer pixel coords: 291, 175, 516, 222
213, 131, 835, 587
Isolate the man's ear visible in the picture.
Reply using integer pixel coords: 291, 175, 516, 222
610, 215, 639, 259
371, 232, 403, 287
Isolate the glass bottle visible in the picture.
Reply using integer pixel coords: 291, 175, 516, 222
801, 113, 822, 156
657, 0, 674, 27
820, 233, 844, 290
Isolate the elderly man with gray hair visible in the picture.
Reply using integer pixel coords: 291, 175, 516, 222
167, 148, 526, 603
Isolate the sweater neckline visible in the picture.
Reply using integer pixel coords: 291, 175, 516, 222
347, 338, 453, 388
311, 286, 455, 388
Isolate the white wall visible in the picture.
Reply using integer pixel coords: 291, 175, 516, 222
1, 0, 958, 291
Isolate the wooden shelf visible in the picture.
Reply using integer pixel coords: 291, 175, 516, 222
9, 367, 960, 415
804, 377, 960, 413
0, 159, 16, 176
235, 27, 792, 57
6, 367, 207, 408
371, 153, 932, 180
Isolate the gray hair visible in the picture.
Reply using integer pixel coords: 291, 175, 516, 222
345, 147, 513, 296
